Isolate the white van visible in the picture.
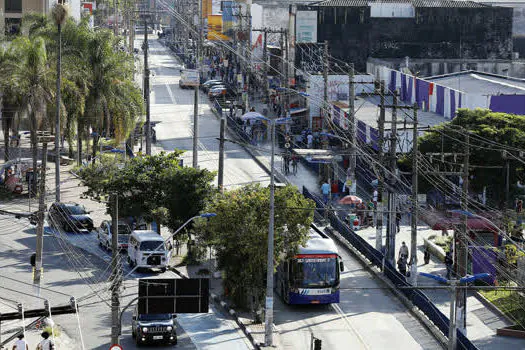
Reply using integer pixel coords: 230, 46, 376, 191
127, 230, 171, 272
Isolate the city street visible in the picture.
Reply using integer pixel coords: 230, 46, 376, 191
142, 37, 442, 349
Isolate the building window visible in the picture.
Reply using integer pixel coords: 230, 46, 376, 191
5, 0, 22, 13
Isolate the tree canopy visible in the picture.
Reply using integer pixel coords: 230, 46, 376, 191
413, 109, 525, 205
78, 152, 216, 232
194, 184, 315, 309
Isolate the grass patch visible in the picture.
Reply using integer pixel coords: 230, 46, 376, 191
481, 287, 525, 327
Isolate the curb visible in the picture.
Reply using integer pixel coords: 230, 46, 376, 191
210, 293, 261, 350
474, 290, 514, 326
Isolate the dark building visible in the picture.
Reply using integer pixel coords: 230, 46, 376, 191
296, 0, 514, 72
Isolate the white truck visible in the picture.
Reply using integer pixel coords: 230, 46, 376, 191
179, 69, 200, 89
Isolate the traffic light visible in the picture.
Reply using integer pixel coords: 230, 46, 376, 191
30, 253, 36, 267
314, 338, 322, 350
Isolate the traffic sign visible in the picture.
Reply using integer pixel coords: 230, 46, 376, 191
285, 143, 290, 149
109, 345, 122, 350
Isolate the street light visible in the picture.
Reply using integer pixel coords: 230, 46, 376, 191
241, 112, 290, 346
419, 272, 490, 350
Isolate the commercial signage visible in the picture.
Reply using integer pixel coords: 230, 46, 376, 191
296, 11, 317, 44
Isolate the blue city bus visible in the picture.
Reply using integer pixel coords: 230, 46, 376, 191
276, 226, 344, 305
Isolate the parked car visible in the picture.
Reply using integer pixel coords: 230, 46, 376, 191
203, 81, 224, 92
201, 79, 222, 91
208, 86, 227, 98
132, 305, 177, 346
48, 202, 94, 233
97, 220, 132, 252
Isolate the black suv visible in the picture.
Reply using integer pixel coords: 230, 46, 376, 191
48, 202, 94, 233
131, 306, 177, 346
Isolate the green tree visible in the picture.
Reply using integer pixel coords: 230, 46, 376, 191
195, 184, 314, 310
78, 152, 216, 232
404, 109, 525, 206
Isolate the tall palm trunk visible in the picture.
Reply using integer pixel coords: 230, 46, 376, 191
77, 121, 82, 166
2, 114, 11, 162
30, 115, 38, 196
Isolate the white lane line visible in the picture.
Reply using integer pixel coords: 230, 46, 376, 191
332, 303, 369, 350
165, 82, 176, 104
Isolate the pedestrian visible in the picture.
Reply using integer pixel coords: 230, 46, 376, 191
12, 334, 29, 350
321, 180, 330, 204
397, 255, 407, 276
36, 331, 54, 350
283, 153, 290, 175
396, 211, 402, 233
445, 251, 453, 279
291, 154, 298, 175
424, 246, 431, 264
307, 133, 313, 149
331, 180, 339, 201
398, 241, 409, 260
373, 189, 378, 208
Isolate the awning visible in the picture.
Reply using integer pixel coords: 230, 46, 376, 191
290, 107, 307, 115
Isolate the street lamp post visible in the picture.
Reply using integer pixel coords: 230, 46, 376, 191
241, 112, 290, 346
419, 272, 490, 350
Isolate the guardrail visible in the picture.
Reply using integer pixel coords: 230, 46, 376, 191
302, 187, 478, 350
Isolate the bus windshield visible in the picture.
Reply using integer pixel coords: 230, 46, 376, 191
290, 256, 338, 288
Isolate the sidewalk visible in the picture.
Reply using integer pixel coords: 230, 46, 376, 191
215, 110, 523, 349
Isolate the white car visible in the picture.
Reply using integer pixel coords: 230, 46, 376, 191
97, 220, 132, 252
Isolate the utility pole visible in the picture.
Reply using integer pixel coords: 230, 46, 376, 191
409, 103, 419, 284
283, 29, 289, 117
322, 40, 328, 130
262, 29, 269, 105
111, 194, 121, 345
386, 91, 399, 267
218, 116, 225, 192
245, 0, 252, 111
347, 63, 356, 195
193, 0, 202, 169
456, 133, 469, 334
34, 134, 52, 295
55, 19, 62, 202
376, 81, 386, 252
114, 0, 119, 36
143, 13, 151, 156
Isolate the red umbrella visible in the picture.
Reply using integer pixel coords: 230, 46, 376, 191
338, 195, 363, 205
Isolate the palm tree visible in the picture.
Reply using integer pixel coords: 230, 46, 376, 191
10, 36, 54, 192
84, 29, 143, 157
0, 45, 21, 162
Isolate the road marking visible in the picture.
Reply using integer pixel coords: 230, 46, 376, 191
165, 82, 176, 104
332, 303, 369, 349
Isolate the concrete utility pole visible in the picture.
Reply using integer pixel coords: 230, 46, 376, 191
409, 103, 419, 284
143, 14, 152, 156
386, 91, 399, 267
456, 133, 469, 333
34, 135, 52, 295
264, 121, 276, 347
322, 40, 328, 130
54, 18, 62, 202
111, 194, 120, 345
245, 0, 252, 111
347, 63, 356, 195
262, 29, 269, 105
376, 81, 386, 252
284, 29, 289, 117
192, 0, 203, 169
218, 116, 225, 192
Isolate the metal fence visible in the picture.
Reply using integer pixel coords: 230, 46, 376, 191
302, 186, 478, 350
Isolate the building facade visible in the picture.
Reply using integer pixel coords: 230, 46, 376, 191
297, 0, 514, 72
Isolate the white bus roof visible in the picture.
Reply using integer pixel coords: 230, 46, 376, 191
297, 229, 338, 255
131, 230, 164, 241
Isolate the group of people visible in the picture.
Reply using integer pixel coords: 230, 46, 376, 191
282, 152, 299, 176
12, 331, 54, 350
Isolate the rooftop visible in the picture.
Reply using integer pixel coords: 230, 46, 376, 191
427, 70, 525, 95
311, 0, 489, 7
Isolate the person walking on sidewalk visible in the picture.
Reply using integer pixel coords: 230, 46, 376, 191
424, 246, 431, 264
12, 334, 29, 350
291, 154, 298, 175
321, 180, 331, 204
397, 255, 407, 276
36, 331, 54, 350
445, 251, 454, 279
398, 241, 409, 260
